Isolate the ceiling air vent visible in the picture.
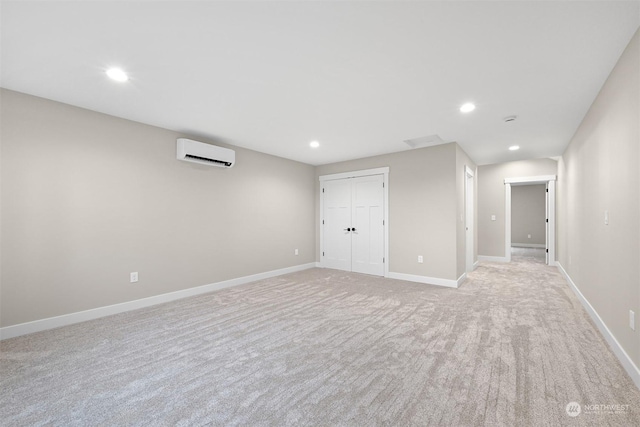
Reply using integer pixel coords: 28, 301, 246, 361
404, 134, 447, 149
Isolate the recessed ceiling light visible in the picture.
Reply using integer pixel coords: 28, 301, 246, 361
460, 103, 476, 113
106, 67, 128, 82
309, 140, 320, 148
509, 145, 520, 151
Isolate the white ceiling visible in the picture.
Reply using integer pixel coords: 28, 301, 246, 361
1, 1, 638, 166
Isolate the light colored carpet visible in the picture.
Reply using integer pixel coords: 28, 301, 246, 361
1, 255, 639, 426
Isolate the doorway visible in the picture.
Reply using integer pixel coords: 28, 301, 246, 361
504, 175, 556, 265
465, 166, 475, 272
319, 168, 389, 276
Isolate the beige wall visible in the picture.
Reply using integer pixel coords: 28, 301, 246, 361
0, 89, 316, 327
316, 143, 465, 281
477, 159, 557, 258
558, 29, 639, 367
511, 184, 546, 246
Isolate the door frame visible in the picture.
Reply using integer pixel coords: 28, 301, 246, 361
504, 175, 556, 265
319, 167, 390, 277
465, 166, 475, 273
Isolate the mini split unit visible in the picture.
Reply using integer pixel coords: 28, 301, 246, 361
176, 138, 235, 168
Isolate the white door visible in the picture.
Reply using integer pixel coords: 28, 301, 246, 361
545, 182, 549, 265
323, 179, 352, 271
322, 175, 384, 276
351, 175, 384, 275
465, 168, 474, 272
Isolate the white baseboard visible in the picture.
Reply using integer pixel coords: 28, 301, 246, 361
512, 243, 545, 248
315, 261, 322, 268
387, 272, 459, 288
557, 262, 640, 389
0, 262, 317, 340
457, 272, 467, 287
473, 261, 479, 270
478, 255, 509, 263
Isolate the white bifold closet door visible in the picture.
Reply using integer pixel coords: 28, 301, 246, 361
323, 174, 384, 276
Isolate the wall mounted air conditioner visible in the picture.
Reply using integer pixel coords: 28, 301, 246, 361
176, 138, 235, 168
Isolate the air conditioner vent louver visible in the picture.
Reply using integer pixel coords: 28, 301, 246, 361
177, 138, 235, 168
184, 154, 232, 167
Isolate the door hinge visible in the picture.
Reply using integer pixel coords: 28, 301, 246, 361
323, 252, 325, 256
383, 220, 385, 225
322, 188, 325, 193
383, 257, 385, 263
383, 182, 385, 188
546, 189, 549, 192
546, 218, 549, 223
322, 220, 325, 225
546, 249, 549, 253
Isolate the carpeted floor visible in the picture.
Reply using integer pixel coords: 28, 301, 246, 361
1, 253, 639, 426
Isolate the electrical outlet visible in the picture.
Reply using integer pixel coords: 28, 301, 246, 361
527, 234, 531, 239
418, 255, 423, 263
295, 249, 299, 256
491, 215, 496, 221
130, 272, 138, 283
630, 310, 635, 331
604, 210, 609, 225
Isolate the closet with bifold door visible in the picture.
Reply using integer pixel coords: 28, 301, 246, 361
321, 171, 386, 276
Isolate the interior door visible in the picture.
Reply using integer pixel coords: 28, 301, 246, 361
323, 179, 352, 271
465, 168, 474, 272
351, 175, 384, 275
545, 182, 549, 264
322, 175, 384, 276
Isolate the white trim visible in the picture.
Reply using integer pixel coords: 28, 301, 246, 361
473, 261, 479, 270
319, 167, 389, 182
557, 263, 640, 389
505, 183, 512, 262
0, 263, 316, 340
478, 255, 509, 263
314, 261, 322, 268
387, 272, 460, 288
504, 175, 557, 184
457, 272, 467, 287
504, 175, 557, 266
511, 243, 546, 248
319, 167, 390, 278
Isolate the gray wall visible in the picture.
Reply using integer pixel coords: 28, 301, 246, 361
511, 184, 546, 246
316, 142, 476, 281
0, 89, 316, 327
477, 159, 558, 258
558, 29, 639, 367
